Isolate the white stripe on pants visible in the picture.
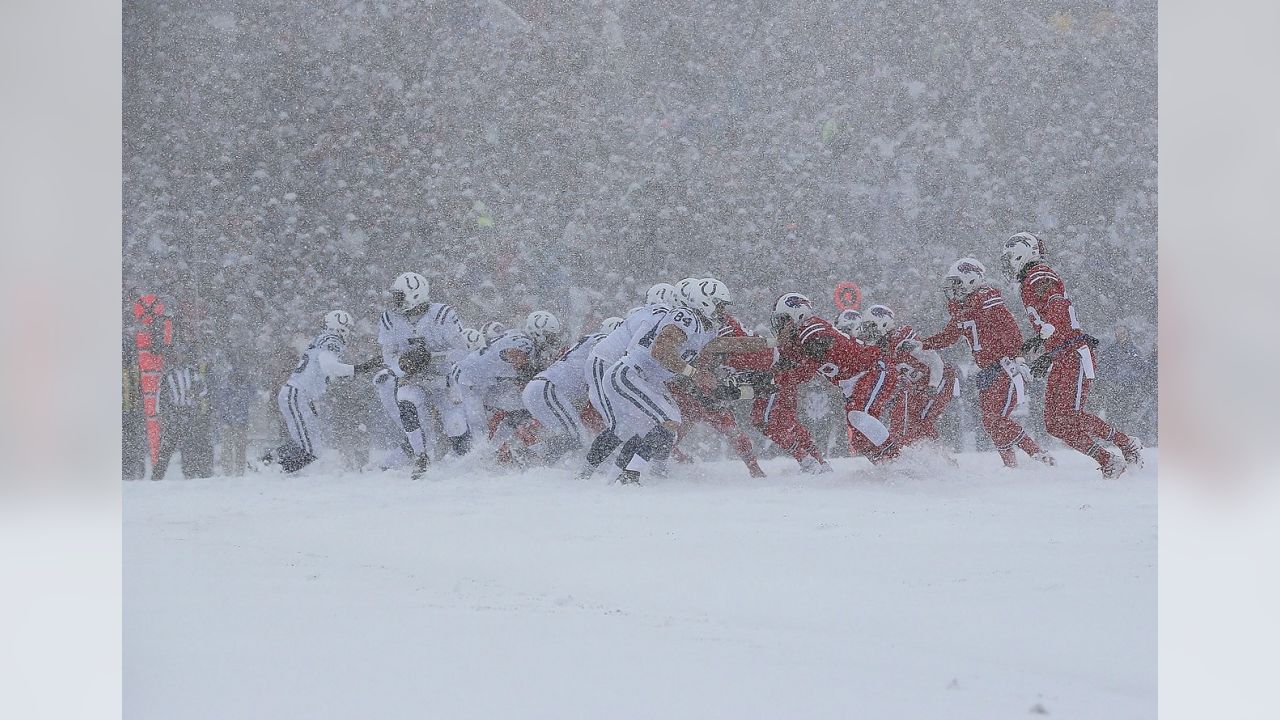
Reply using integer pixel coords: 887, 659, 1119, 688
523, 377, 587, 444
600, 361, 681, 440
585, 356, 617, 431
277, 384, 320, 456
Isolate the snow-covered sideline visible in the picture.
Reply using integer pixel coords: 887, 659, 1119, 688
125, 448, 1156, 719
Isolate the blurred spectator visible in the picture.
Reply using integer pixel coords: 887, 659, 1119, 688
213, 352, 255, 476
1100, 325, 1154, 442
152, 344, 214, 479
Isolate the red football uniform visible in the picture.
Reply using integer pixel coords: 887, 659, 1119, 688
752, 316, 881, 467
922, 286, 1045, 466
668, 311, 765, 477
887, 362, 958, 447
1016, 261, 1138, 472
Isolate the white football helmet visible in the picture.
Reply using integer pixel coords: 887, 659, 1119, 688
834, 309, 862, 337
390, 272, 429, 311
600, 316, 624, 333
682, 278, 732, 323
674, 277, 701, 306
646, 283, 679, 307
1000, 232, 1044, 279
480, 321, 506, 343
770, 292, 814, 334
461, 327, 486, 351
944, 258, 987, 300
525, 310, 561, 346
324, 310, 354, 341
856, 304, 896, 343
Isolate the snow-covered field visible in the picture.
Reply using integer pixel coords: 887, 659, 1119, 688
124, 448, 1156, 719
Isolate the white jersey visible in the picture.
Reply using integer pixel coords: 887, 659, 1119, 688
456, 330, 536, 386
285, 331, 354, 397
378, 303, 467, 380
589, 304, 672, 368
537, 333, 606, 395
620, 306, 717, 384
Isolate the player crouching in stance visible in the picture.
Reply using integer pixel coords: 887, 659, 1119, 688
1002, 232, 1144, 478
266, 310, 380, 473
377, 272, 473, 479
845, 305, 944, 464
752, 293, 836, 474
602, 279, 775, 485
920, 258, 1053, 468
456, 312, 561, 465
521, 319, 613, 464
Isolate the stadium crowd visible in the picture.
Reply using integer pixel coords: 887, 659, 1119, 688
123, 0, 1156, 475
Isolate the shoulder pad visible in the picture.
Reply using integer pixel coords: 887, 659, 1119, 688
380, 310, 395, 331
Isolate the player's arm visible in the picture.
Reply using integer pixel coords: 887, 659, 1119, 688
694, 335, 773, 368
316, 348, 356, 380
904, 343, 944, 390
653, 324, 717, 391
920, 316, 961, 351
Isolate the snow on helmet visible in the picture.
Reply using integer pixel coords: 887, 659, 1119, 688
324, 309, 354, 341
834, 309, 862, 337
856, 304, 896, 343
646, 282, 679, 307
390, 272, 429, 311
944, 258, 987, 300
600, 316, 624, 333
674, 277, 701, 307
461, 327, 486, 351
480, 321, 506, 343
1000, 232, 1044, 280
770, 292, 813, 334
525, 310, 561, 346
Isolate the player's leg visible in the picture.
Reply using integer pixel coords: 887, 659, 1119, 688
581, 361, 627, 477
1073, 346, 1143, 467
373, 368, 415, 459
696, 400, 764, 477
916, 365, 959, 441
841, 364, 899, 464
522, 378, 583, 463
980, 374, 1028, 467
755, 384, 826, 470
426, 379, 472, 457
274, 385, 317, 473
1044, 349, 1122, 476
609, 365, 682, 483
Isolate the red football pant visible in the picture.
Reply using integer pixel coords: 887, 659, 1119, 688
751, 384, 824, 464
890, 365, 957, 447
1042, 344, 1132, 463
672, 390, 759, 470
845, 363, 898, 463
978, 371, 1044, 466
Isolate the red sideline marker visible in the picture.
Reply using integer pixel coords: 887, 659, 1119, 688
834, 281, 861, 311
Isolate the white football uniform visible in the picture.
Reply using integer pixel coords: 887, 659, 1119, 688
601, 306, 716, 440
377, 303, 471, 456
456, 330, 537, 431
523, 333, 606, 443
585, 304, 671, 431
277, 331, 354, 458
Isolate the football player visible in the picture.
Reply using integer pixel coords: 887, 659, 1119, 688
269, 311, 379, 472
920, 258, 1053, 468
1002, 233, 1142, 477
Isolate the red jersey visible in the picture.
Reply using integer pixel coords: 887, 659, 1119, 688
921, 286, 1026, 368
777, 316, 881, 388
1017, 261, 1082, 354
